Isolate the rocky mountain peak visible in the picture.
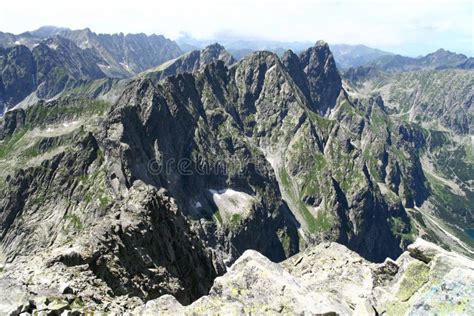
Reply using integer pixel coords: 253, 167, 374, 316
280, 41, 342, 115
200, 43, 235, 68
204, 42, 225, 50
300, 41, 342, 115
422, 48, 467, 63
29, 26, 70, 38
240, 50, 280, 67
314, 39, 329, 48
142, 43, 235, 81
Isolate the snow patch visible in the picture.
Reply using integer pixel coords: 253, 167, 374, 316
98, 64, 111, 69
48, 43, 59, 50
119, 62, 130, 70
209, 188, 256, 216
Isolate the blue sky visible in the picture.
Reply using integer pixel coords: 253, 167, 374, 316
0, 0, 472, 56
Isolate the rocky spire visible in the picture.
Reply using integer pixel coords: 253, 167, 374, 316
283, 40, 342, 115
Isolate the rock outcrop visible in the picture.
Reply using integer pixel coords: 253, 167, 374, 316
136, 238, 474, 315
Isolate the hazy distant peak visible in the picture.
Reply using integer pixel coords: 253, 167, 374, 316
315, 40, 329, 48
29, 25, 70, 38
425, 48, 466, 59
204, 42, 226, 50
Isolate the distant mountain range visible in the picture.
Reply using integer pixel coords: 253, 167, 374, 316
368, 48, 473, 72
176, 35, 472, 70
177, 35, 393, 67
0, 26, 472, 115
0, 26, 182, 77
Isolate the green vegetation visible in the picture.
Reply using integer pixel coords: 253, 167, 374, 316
390, 216, 417, 244
279, 166, 332, 233
214, 210, 223, 224
279, 167, 292, 193
0, 129, 28, 159
298, 203, 318, 233
30, 194, 47, 207
425, 172, 474, 248
68, 78, 113, 96
230, 213, 242, 226
301, 154, 325, 197
369, 106, 388, 131
27, 99, 110, 128
63, 213, 83, 231
277, 228, 293, 257
80, 166, 112, 209
307, 111, 334, 138
99, 194, 112, 207
432, 143, 474, 183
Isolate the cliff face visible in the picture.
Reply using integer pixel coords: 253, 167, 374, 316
343, 63, 474, 253
0, 45, 37, 110
0, 98, 218, 309
0, 41, 472, 314
0, 37, 110, 112
100, 41, 425, 263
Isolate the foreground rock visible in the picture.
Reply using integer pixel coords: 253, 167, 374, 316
136, 238, 473, 315
0, 237, 472, 314
0, 181, 218, 314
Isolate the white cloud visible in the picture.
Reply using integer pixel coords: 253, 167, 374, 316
0, 0, 472, 55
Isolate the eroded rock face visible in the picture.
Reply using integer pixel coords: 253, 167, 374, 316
99, 41, 421, 264
0, 37, 111, 111
283, 40, 342, 115
33, 36, 107, 99
0, 98, 218, 313
0, 182, 218, 313
137, 238, 474, 315
0, 45, 36, 108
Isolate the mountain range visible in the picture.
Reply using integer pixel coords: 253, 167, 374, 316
1, 27, 472, 115
0, 26, 182, 78
0, 26, 473, 314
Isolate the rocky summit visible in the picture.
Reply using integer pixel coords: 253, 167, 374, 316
137, 238, 474, 315
2, 238, 472, 315
0, 24, 473, 316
